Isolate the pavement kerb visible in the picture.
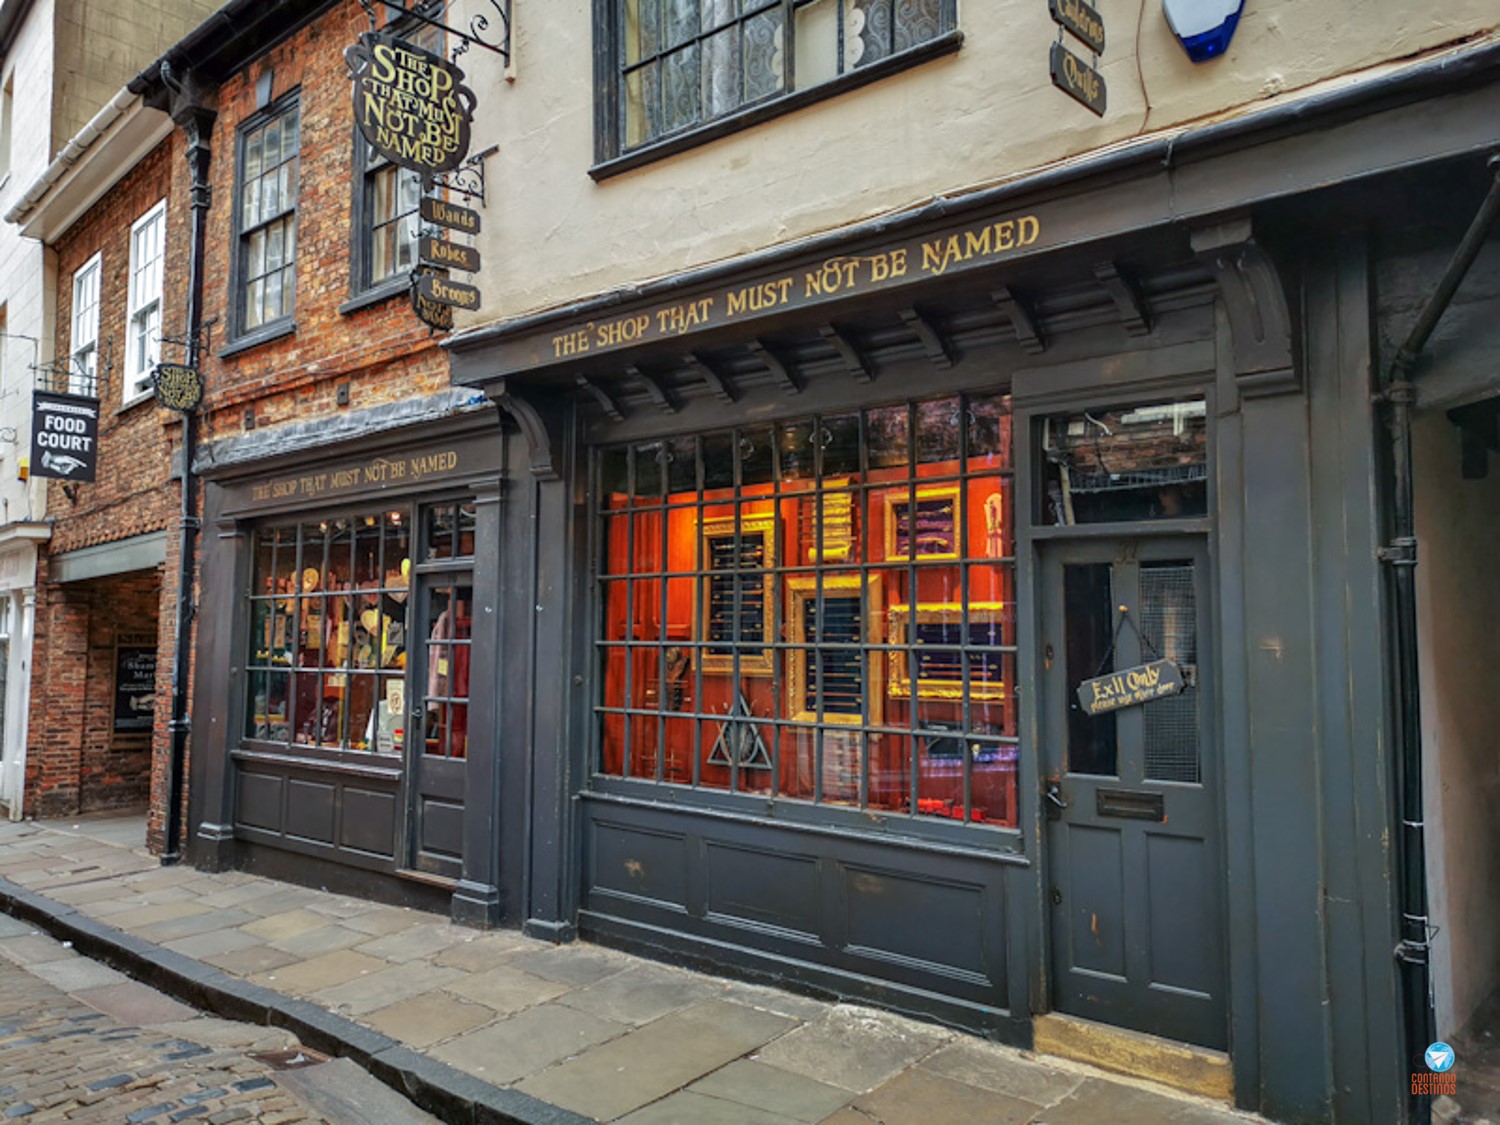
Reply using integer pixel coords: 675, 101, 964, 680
0, 874, 594, 1125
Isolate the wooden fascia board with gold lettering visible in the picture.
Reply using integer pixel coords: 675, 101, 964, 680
447, 169, 1185, 384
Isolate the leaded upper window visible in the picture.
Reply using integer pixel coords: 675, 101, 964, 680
236, 94, 300, 336
353, 18, 443, 296
608, 0, 954, 159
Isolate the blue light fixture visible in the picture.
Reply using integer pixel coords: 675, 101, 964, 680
1163, 0, 1245, 63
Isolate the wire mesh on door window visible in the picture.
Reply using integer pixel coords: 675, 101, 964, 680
1140, 562, 1200, 784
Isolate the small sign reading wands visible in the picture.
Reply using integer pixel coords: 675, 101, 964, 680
1076, 659, 1184, 716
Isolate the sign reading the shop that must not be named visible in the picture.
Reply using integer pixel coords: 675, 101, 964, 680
1076, 659, 1184, 716
346, 31, 477, 175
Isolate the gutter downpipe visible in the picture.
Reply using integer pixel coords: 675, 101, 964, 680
161, 75, 216, 865
1379, 153, 1500, 1124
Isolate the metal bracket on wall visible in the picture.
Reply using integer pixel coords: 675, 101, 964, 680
422, 145, 498, 209
359, 0, 513, 69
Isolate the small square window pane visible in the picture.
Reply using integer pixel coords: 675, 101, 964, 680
661, 44, 701, 133
744, 8, 785, 99
664, 0, 697, 47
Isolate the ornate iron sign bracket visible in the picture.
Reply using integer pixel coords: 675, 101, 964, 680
424, 145, 497, 207
357, 0, 513, 68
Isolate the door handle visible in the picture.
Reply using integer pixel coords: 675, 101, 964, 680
1044, 781, 1069, 814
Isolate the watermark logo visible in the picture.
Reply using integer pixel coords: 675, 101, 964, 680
1426, 1042, 1456, 1073
1413, 1042, 1458, 1098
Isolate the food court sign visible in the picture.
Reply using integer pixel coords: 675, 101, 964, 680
346, 31, 476, 175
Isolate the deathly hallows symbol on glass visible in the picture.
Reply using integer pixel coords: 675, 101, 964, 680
708, 691, 771, 769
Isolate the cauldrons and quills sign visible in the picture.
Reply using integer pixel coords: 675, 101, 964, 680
346, 32, 476, 174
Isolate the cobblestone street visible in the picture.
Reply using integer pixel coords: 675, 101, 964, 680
0, 913, 434, 1124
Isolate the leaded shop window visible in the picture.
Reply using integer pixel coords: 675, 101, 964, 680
236, 94, 300, 335
244, 511, 412, 754
594, 392, 1019, 829
355, 18, 443, 293
618, 0, 951, 151
1040, 398, 1209, 525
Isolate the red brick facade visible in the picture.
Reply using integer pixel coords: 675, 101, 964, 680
30, 1, 451, 849
27, 135, 189, 831
198, 4, 449, 441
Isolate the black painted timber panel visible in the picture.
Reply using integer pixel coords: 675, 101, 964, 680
236, 772, 283, 832
286, 779, 336, 845
704, 841, 820, 939
579, 798, 1012, 1022
341, 787, 398, 858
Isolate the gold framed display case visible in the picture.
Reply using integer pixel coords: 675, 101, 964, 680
801, 478, 854, 563
886, 602, 1008, 702
882, 485, 961, 561
785, 574, 883, 724
699, 511, 778, 676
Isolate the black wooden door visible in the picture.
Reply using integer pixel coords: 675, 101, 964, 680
1041, 537, 1226, 1049
404, 573, 472, 879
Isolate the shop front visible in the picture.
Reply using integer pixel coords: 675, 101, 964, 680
440, 62, 1500, 1115
188, 404, 507, 921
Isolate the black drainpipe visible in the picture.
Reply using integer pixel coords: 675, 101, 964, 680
1378, 153, 1500, 1123
161, 74, 217, 865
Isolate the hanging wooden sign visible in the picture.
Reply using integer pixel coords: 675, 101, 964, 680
1076, 659, 1184, 716
346, 31, 477, 175
31, 390, 100, 481
1049, 0, 1105, 54
411, 268, 455, 331
419, 235, 480, 273
1050, 42, 1107, 116
416, 271, 482, 311
421, 196, 481, 234
152, 363, 203, 412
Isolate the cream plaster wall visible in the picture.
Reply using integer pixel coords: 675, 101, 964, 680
0, 0, 57, 520
457, 0, 1500, 325
51, 0, 219, 155
1416, 410, 1500, 1039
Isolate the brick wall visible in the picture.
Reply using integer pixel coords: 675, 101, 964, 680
27, 561, 161, 816
32, 3, 462, 847
32, 133, 190, 836
197, 3, 450, 445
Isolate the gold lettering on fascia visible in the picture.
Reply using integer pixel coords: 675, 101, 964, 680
548, 213, 1043, 360
248, 450, 460, 504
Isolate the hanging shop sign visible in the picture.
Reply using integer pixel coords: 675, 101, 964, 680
346, 30, 477, 175
1049, 0, 1105, 54
416, 271, 482, 312
113, 639, 157, 733
1163, 0, 1244, 63
411, 267, 456, 332
152, 363, 203, 412
1076, 659, 1185, 716
30, 390, 100, 482
421, 196, 481, 234
1050, 42, 1107, 116
419, 235, 481, 273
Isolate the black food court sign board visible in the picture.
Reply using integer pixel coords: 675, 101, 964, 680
1076, 659, 1184, 716
31, 390, 100, 481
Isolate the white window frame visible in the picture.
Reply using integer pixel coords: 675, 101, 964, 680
125, 200, 166, 402
70, 253, 102, 398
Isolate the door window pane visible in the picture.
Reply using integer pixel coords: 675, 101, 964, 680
1063, 562, 1118, 777
1140, 561, 1201, 783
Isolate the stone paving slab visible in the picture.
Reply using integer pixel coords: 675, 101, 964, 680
0, 817, 1272, 1125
